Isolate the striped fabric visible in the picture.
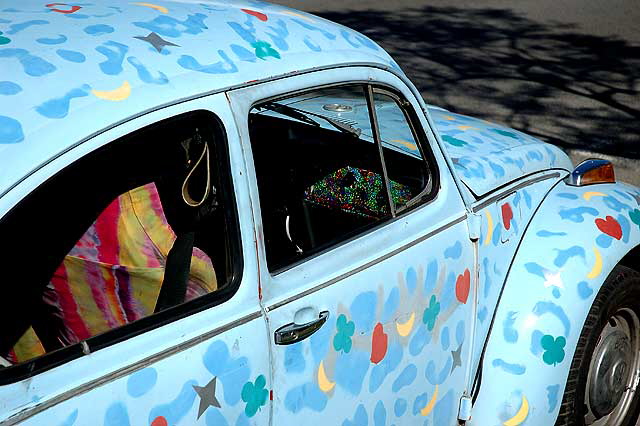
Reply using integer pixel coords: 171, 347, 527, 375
10, 183, 216, 363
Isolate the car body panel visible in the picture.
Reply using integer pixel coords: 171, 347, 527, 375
0, 0, 398, 199
470, 180, 640, 425
429, 108, 573, 198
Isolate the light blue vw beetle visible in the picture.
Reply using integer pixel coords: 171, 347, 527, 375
1, 1, 639, 425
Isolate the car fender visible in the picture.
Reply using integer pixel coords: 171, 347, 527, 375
470, 179, 640, 425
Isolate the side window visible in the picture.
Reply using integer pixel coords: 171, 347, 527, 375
248, 84, 437, 272
0, 111, 240, 375
372, 89, 431, 211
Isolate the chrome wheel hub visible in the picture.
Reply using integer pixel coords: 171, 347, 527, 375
585, 308, 640, 425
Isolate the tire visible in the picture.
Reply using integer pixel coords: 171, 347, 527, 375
556, 265, 640, 425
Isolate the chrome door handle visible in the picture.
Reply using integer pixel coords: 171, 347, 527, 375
274, 311, 329, 345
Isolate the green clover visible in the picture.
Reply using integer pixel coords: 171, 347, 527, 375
0, 31, 11, 45
241, 374, 268, 417
422, 295, 440, 331
541, 334, 566, 366
333, 314, 355, 353
252, 40, 280, 60
629, 209, 640, 228
442, 135, 467, 147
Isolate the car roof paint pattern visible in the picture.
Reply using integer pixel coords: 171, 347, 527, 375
0, 0, 398, 198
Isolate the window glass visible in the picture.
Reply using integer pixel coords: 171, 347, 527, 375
372, 89, 430, 211
0, 111, 238, 369
249, 85, 392, 271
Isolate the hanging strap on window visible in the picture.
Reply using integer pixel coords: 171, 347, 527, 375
181, 133, 210, 207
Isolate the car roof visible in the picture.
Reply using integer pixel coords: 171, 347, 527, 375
0, 0, 399, 199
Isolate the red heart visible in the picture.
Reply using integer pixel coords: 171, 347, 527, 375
241, 9, 268, 21
46, 3, 82, 13
456, 269, 470, 304
370, 322, 388, 364
595, 215, 622, 240
501, 203, 513, 230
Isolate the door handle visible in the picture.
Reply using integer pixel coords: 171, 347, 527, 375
274, 311, 329, 345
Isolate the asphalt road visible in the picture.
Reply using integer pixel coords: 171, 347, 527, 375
268, 0, 640, 185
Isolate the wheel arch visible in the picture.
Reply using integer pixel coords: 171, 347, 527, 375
469, 180, 640, 425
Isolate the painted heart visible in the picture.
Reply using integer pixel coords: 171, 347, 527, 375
456, 269, 471, 304
241, 8, 268, 21
370, 322, 388, 364
630, 209, 640, 228
501, 203, 513, 230
595, 215, 622, 240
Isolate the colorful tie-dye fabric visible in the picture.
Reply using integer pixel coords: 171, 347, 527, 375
10, 183, 216, 363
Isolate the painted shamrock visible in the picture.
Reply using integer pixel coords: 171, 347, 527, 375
422, 295, 440, 331
630, 209, 640, 229
252, 40, 280, 60
241, 374, 269, 417
333, 314, 355, 353
0, 31, 11, 45
541, 334, 566, 366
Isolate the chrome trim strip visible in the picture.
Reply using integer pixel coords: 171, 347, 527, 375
2, 311, 262, 426
267, 214, 467, 311
471, 171, 562, 213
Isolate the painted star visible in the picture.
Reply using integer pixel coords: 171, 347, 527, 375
134, 32, 179, 53
193, 377, 221, 419
543, 270, 564, 289
450, 343, 463, 374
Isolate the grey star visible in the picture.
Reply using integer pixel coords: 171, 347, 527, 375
193, 377, 221, 419
134, 32, 179, 53
450, 343, 463, 374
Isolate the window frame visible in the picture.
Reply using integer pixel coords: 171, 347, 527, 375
0, 109, 244, 384
247, 81, 440, 275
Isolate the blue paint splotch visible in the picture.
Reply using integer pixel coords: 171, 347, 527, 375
178, 51, 237, 74
369, 342, 403, 393
412, 392, 428, 415
202, 340, 250, 406
205, 408, 229, 426
381, 287, 399, 323
7, 20, 48, 34
406, 267, 418, 293
127, 367, 158, 397
559, 207, 599, 223
0, 48, 57, 76
59, 409, 78, 426
284, 343, 305, 373
423, 260, 438, 294
284, 382, 327, 413
351, 291, 377, 333
134, 13, 208, 38
440, 326, 450, 350
492, 358, 526, 375
104, 402, 130, 426
537, 230, 568, 237
533, 301, 571, 337
335, 349, 370, 395
409, 324, 431, 356
374, 400, 386, 426
425, 357, 452, 385
35, 85, 90, 119
36, 34, 67, 44
343, 404, 368, 426
433, 390, 455, 424
444, 241, 462, 260
392, 364, 417, 392
127, 56, 168, 84
596, 233, 613, 248
148, 380, 197, 425
310, 315, 332, 363
84, 24, 114, 35
96, 41, 128, 75
230, 44, 256, 62
0, 115, 24, 143
577, 281, 594, 299
547, 384, 560, 413
553, 246, 585, 267
503, 311, 518, 343
0, 81, 21, 95
56, 49, 86, 63
394, 398, 407, 417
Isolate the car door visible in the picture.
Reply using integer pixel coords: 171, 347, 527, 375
229, 67, 477, 425
0, 94, 271, 425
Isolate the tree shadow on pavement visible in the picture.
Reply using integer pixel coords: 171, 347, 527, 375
315, 6, 640, 158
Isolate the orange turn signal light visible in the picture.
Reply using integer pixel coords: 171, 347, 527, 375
565, 159, 615, 186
